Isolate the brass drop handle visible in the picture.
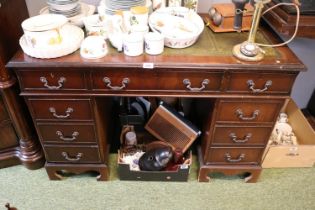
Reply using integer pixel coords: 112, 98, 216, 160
40, 76, 66, 90
247, 80, 272, 93
61, 152, 83, 161
103, 77, 130, 90
49, 107, 73, 119
183, 78, 209, 91
235, 109, 259, 121
56, 131, 79, 141
225, 153, 245, 163
229, 133, 252, 143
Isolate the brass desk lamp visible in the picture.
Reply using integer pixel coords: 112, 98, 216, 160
232, 0, 301, 62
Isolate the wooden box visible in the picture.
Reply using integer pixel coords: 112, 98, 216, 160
206, 3, 254, 33
262, 99, 315, 168
117, 125, 192, 181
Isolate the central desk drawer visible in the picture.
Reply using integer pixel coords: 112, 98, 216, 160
28, 99, 93, 121
216, 99, 283, 123
157, 71, 223, 92
206, 147, 264, 165
211, 125, 273, 146
44, 145, 101, 163
18, 70, 87, 91
37, 123, 97, 144
226, 72, 297, 94
92, 69, 157, 90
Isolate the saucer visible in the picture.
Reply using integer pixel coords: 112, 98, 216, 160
40, 3, 95, 27
19, 24, 84, 59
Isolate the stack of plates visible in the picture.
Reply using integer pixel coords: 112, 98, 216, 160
47, 0, 81, 17
100, 0, 146, 15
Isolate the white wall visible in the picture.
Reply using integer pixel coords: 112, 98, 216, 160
25, 0, 314, 108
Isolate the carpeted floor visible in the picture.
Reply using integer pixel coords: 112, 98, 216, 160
0, 154, 314, 210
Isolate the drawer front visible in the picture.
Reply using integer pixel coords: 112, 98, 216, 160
157, 71, 223, 92
44, 145, 101, 163
18, 70, 87, 90
227, 72, 297, 94
92, 69, 223, 92
28, 99, 93, 121
92, 69, 157, 91
206, 147, 264, 165
216, 99, 283, 123
37, 123, 97, 144
212, 125, 273, 146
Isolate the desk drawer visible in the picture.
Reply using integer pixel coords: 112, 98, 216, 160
227, 72, 297, 94
18, 70, 87, 90
216, 99, 283, 123
212, 125, 273, 146
44, 145, 101, 163
206, 147, 264, 165
28, 99, 93, 121
37, 123, 97, 144
92, 69, 156, 91
157, 71, 223, 92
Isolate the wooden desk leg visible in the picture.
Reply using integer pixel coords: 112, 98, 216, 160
45, 163, 109, 181
197, 146, 262, 183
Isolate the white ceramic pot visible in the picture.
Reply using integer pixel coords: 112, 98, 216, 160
123, 33, 143, 57
83, 14, 108, 38
21, 14, 68, 48
144, 32, 164, 55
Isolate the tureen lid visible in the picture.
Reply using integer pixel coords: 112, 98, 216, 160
21, 14, 68, 32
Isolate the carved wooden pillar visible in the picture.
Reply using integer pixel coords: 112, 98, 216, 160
0, 0, 44, 169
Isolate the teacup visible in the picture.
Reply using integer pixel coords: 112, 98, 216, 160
80, 36, 108, 59
123, 33, 144, 56
144, 32, 164, 55
21, 14, 68, 48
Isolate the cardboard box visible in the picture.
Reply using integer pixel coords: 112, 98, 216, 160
118, 150, 192, 182
262, 99, 315, 168
117, 125, 192, 181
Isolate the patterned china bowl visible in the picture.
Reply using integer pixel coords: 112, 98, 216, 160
149, 7, 204, 48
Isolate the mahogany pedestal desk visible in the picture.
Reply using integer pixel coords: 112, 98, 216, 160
7, 24, 305, 182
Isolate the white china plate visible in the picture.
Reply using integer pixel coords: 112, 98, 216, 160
20, 24, 84, 59
40, 3, 95, 27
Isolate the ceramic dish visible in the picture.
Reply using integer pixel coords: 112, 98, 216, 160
148, 7, 204, 48
80, 36, 108, 59
20, 24, 84, 59
40, 3, 95, 27
21, 14, 68, 48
